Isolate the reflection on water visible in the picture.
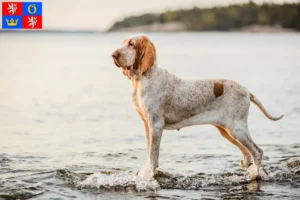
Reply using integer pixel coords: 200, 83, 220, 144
0, 32, 300, 199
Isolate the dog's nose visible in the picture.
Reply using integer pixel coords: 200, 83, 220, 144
111, 50, 120, 59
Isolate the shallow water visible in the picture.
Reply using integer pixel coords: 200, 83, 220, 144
0, 32, 300, 199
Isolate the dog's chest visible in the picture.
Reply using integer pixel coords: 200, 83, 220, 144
131, 79, 158, 117
131, 83, 146, 116
132, 89, 140, 110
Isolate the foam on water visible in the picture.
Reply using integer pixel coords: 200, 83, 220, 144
56, 169, 160, 192
56, 157, 300, 192
79, 172, 160, 191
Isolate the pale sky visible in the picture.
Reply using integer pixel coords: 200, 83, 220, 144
0, 0, 299, 30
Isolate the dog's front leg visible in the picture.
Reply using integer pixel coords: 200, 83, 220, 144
147, 118, 163, 176
137, 114, 164, 177
137, 111, 150, 155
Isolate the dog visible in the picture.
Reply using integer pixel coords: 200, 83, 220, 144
111, 34, 283, 180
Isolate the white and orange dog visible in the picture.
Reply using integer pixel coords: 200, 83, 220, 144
111, 34, 283, 180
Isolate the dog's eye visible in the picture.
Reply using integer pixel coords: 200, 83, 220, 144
129, 41, 134, 47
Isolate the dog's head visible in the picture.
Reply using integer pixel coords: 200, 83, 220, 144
111, 34, 156, 79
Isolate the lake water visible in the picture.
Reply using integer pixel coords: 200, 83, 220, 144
0, 32, 300, 199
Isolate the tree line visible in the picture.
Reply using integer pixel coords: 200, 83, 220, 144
108, 2, 300, 31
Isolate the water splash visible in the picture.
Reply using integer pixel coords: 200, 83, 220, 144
263, 156, 300, 182
56, 169, 159, 192
56, 157, 300, 191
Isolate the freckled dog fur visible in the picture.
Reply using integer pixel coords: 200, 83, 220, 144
111, 34, 284, 181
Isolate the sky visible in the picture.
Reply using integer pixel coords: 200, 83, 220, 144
1, 0, 299, 30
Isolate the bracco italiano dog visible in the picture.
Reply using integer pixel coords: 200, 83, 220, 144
111, 34, 283, 181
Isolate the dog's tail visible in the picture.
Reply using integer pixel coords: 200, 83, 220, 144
250, 93, 284, 121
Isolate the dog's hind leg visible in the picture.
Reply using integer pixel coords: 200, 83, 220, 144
229, 122, 263, 181
215, 125, 252, 168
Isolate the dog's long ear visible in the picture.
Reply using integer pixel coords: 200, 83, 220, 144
134, 36, 156, 77
122, 68, 131, 80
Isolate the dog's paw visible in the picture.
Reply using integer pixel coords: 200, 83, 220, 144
136, 167, 154, 178
245, 164, 259, 181
239, 160, 248, 169
239, 156, 252, 169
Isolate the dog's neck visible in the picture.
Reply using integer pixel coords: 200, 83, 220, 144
130, 62, 180, 93
128, 60, 158, 82
143, 62, 157, 78
128, 62, 158, 93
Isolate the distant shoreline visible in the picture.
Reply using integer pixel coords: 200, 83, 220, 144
0, 25, 297, 34
109, 24, 296, 33
0, 29, 104, 34
108, 2, 300, 32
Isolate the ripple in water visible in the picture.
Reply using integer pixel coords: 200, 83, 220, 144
56, 157, 300, 192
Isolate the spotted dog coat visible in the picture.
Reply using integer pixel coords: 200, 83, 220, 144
111, 34, 283, 181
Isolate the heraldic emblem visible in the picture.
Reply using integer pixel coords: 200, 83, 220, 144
2, 2, 42, 29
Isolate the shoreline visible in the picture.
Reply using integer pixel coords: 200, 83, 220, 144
0, 24, 297, 34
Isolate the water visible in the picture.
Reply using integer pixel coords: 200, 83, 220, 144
0, 32, 300, 199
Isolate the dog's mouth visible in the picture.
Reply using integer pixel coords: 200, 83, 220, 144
113, 59, 132, 70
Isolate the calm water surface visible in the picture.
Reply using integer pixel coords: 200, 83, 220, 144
0, 32, 300, 199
